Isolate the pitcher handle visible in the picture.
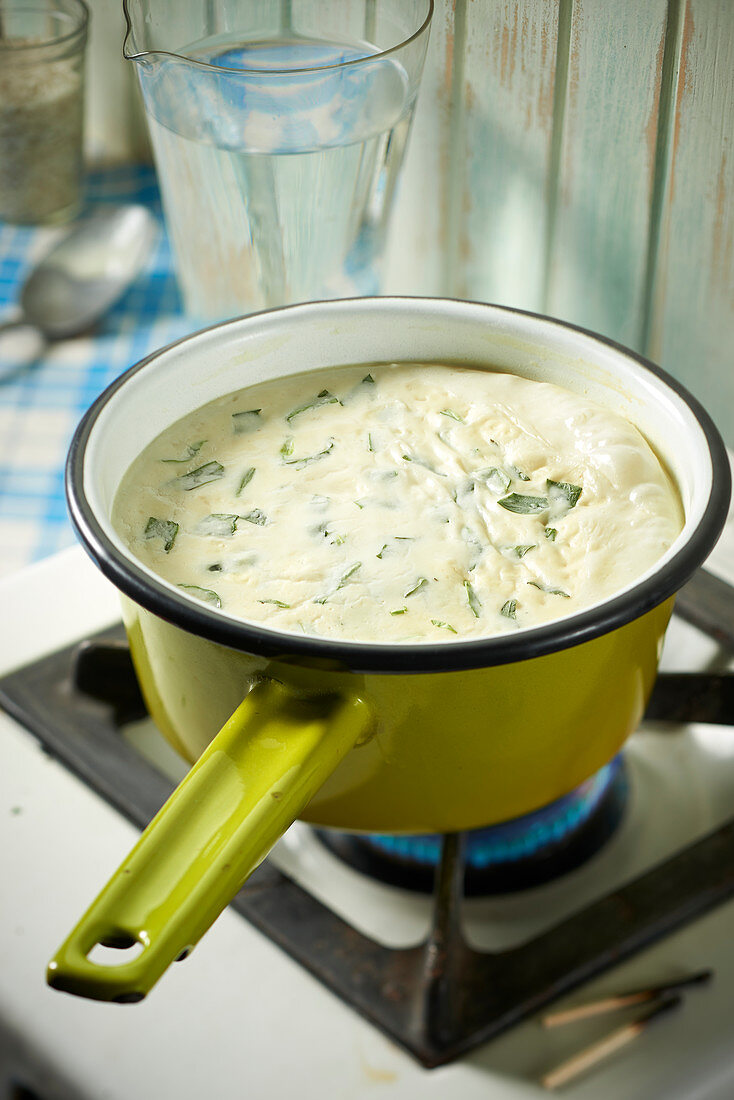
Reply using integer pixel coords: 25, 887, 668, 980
47, 678, 372, 1002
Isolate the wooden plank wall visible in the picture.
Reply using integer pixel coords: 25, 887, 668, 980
385, 0, 734, 445
649, 0, 734, 429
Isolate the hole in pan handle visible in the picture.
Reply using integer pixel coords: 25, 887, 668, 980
46, 678, 372, 1002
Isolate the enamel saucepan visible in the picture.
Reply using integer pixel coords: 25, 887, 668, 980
48, 297, 731, 1003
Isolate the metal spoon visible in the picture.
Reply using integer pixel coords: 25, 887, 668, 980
0, 205, 157, 374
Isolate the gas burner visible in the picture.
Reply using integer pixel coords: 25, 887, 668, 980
317, 757, 628, 895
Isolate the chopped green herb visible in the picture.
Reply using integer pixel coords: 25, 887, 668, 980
545, 527, 558, 541
405, 578, 428, 598
283, 440, 335, 467
527, 581, 570, 598
177, 584, 221, 608
461, 526, 483, 570
477, 467, 512, 494
197, 513, 239, 537
353, 499, 366, 510
402, 454, 446, 476
241, 509, 267, 526
508, 464, 531, 482
508, 544, 537, 558
547, 479, 583, 519
361, 373, 376, 386
431, 619, 458, 634
160, 441, 206, 464
258, 599, 290, 609
207, 563, 223, 572
440, 409, 464, 423
330, 533, 346, 546
378, 536, 414, 559
464, 580, 482, 617
500, 599, 518, 620
313, 562, 362, 605
390, 607, 408, 616
174, 461, 225, 491
497, 493, 549, 514
286, 389, 342, 423
280, 437, 294, 457
368, 433, 376, 452
236, 467, 256, 496
231, 409, 262, 434
144, 517, 179, 553
337, 563, 362, 588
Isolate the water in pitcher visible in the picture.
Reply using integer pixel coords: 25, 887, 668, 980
143, 32, 413, 319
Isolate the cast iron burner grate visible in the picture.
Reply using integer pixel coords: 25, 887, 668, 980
1, 568, 734, 1068
317, 755, 629, 895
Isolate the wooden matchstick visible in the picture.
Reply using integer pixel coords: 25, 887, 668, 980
541, 995, 682, 1090
541, 969, 712, 1028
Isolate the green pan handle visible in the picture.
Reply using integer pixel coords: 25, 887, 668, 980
47, 678, 372, 1002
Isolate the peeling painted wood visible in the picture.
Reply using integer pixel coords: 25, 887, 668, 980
386, 0, 732, 442
648, 0, 734, 444
457, 0, 560, 311
544, 0, 670, 349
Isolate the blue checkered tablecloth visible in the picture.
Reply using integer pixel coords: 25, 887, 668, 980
0, 165, 195, 578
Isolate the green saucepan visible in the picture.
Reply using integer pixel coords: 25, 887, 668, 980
48, 297, 730, 1003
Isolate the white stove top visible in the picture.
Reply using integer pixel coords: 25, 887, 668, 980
2, 542, 734, 1100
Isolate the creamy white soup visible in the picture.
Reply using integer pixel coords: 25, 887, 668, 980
112, 363, 683, 642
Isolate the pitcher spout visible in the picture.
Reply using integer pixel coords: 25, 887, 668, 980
123, 0, 201, 65
122, 0, 147, 62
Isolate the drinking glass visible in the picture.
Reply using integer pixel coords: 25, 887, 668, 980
0, 0, 88, 225
123, 0, 433, 321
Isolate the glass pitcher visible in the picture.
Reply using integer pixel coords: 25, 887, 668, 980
123, 0, 433, 321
